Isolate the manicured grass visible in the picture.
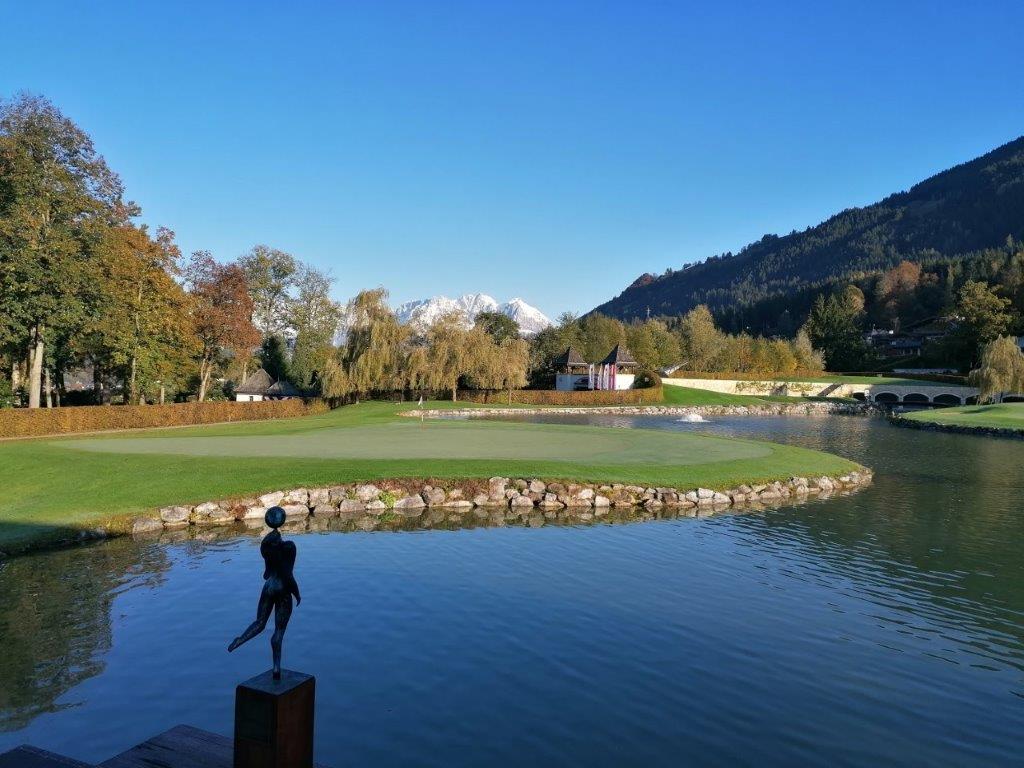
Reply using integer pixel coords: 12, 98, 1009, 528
0, 400, 860, 549
902, 402, 1024, 430
660, 384, 852, 406
671, 374, 954, 387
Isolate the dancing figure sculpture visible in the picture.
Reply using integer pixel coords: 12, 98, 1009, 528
228, 506, 301, 679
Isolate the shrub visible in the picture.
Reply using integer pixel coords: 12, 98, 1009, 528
455, 388, 663, 406
0, 399, 328, 439
632, 368, 662, 389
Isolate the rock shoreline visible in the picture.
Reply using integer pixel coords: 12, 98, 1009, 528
407, 401, 876, 420
130, 470, 874, 536
888, 414, 1024, 440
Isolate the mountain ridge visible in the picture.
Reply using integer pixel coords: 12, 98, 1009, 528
394, 293, 552, 336
590, 135, 1024, 330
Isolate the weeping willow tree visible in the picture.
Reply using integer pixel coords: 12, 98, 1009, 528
322, 288, 407, 402
970, 335, 1024, 403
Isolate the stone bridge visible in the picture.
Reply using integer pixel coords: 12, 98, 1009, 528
663, 377, 981, 405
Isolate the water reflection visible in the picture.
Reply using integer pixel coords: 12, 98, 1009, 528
1, 415, 1023, 766
0, 539, 169, 732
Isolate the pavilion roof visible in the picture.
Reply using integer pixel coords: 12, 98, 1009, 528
554, 346, 586, 366
600, 344, 637, 366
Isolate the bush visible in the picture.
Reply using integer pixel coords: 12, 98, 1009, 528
632, 368, 662, 389
0, 399, 328, 439
455, 388, 664, 406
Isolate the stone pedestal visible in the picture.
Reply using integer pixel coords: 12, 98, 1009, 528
234, 670, 315, 768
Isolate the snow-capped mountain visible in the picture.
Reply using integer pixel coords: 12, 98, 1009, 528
394, 293, 552, 336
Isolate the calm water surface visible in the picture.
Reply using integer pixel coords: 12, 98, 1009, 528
1, 414, 1023, 766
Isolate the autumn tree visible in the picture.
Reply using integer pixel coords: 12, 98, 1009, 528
969, 335, 1024, 403
184, 251, 260, 401
0, 93, 134, 407
676, 305, 723, 371
87, 225, 195, 403
426, 312, 474, 401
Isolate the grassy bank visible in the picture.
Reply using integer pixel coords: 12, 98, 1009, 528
901, 403, 1024, 431
0, 399, 861, 549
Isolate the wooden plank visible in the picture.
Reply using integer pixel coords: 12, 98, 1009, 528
96, 725, 331, 768
99, 725, 231, 768
0, 745, 93, 768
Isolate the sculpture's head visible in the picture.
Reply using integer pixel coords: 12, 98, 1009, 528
265, 506, 286, 529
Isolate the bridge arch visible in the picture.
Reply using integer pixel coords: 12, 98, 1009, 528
902, 392, 931, 405
851, 392, 867, 402
873, 392, 899, 404
933, 393, 962, 406
1003, 395, 1024, 403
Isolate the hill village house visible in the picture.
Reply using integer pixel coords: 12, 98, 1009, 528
554, 344, 638, 391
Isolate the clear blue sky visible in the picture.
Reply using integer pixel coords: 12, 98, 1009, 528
3, 1, 1023, 318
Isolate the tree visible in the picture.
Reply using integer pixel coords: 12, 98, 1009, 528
474, 311, 519, 344
87, 225, 195, 404
333, 288, 406, 401
803, 293, 868, 371
258, 335, 290, 383
793, 329, 825, 372
426, 312, 474, 402
289, 265, 340, 388
677, 305, 723, 371
184, 251, 260, 401
0, 93, 134, 407
969, 335, 1024, 402
949, 281, 1012, 368
238, 245, 298, 337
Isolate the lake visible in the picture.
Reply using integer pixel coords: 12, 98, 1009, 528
1, 414, 1022, 766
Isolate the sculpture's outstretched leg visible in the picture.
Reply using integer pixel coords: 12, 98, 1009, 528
270, 596, 293, 679
228, 587, 273, 652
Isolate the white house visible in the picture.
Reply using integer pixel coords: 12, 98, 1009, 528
234, 368, 303, 401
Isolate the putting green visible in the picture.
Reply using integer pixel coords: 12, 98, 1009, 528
0, 401, 862, 549
63, 419, 771, 465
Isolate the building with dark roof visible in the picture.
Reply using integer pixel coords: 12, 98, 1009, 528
555, 344, 639, 392
234, 368, 303, 401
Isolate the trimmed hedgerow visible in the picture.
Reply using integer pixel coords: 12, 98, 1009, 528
0, 399, 328, 439
455, 387, 664, 406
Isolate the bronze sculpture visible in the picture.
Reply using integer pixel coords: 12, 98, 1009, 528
228, 506, 301, 680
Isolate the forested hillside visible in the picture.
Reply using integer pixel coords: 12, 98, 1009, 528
592, 136, 1024, 332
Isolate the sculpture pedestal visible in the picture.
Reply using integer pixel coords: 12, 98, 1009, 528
234, 670, 315, 768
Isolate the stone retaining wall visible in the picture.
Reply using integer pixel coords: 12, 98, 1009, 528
888, 414, 1024, 440
408, 401, 876, 420
133, 470, 874, 535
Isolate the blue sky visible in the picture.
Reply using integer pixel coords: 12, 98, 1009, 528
3, 1, 1023, 318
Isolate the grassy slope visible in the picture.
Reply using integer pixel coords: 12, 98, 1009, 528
902, 402, 1024, 430
0, 399, 860, 548
660, 384, 852, 405
669, 374, 952, 387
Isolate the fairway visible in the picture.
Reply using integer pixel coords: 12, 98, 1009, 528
0, 401, 861, 549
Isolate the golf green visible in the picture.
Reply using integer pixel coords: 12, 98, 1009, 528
0, 400, 861, 549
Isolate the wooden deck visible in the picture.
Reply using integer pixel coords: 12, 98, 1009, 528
99, 725, 232, 768
2, 724, 331, 768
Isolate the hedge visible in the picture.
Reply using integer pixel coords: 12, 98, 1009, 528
0, 399, 328, 439
455, 387, 664, 406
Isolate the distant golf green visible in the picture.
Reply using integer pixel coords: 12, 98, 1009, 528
0, 399, 860, 549
902, 402, 1024, 431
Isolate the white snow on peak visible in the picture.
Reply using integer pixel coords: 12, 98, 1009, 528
394, 293, 553, 336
